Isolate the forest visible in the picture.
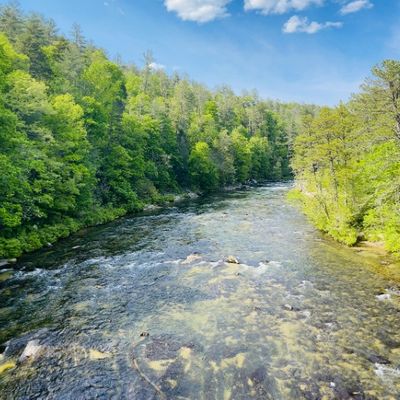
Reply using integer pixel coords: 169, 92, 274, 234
291, 60, 400, 256
0, 4, 316, 259
1, 3, 398, 261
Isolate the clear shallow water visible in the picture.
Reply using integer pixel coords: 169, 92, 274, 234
1, 184, 400, 399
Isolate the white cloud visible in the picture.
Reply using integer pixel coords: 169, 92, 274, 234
244, 0, 323, 15
149, 62, 166, 71
340, 0, 373, 15
164, 0, 231, 23
283, 15, 342, 34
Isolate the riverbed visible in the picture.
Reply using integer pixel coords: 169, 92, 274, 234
1, 184, 400, 399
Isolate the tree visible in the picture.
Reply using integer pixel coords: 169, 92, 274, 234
0, 2, 23, 44
213, 130, 235, 185
46, 94, 91, 213
17, 13, 57, 79
354, 60, 400, 142
231, 129, 251, 183
248, 135, 270, 180
189, 142, 218, 192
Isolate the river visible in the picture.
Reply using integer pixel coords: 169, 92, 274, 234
1, 183, 400, 399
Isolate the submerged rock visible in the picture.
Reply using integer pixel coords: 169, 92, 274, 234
367, 354, 390, 365
182, 253, 202, 264
89, 349, 111, 360
142, 335, 194, 361
0, 361, 16, 374
249, 366, 266, 384
3, 328, 49, 359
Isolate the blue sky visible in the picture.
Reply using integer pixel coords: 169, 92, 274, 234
3, 0, 400, 105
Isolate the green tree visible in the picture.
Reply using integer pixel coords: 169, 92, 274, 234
189, 142, 218, 192
231, 129, 251, 183
248, 135, 270, 180
213, 130, 235, 185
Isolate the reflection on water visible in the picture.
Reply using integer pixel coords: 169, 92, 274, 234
0, 184, 400, 399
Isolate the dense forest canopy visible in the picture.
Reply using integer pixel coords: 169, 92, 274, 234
0, 3, 317, 259
291, 60, 400, 256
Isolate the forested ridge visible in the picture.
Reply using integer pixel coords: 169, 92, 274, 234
291, 60, 400, 256
0, 4, 317, 259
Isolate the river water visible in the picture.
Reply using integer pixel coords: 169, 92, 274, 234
1, 184, 400, 399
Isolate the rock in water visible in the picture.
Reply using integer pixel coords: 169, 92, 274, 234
0, 258, 17, 268
186, 192, 199, 200
226, 256, 240, 264
18, 340, 42, 364
182, 253, 202, 264
376, 293, 391, 301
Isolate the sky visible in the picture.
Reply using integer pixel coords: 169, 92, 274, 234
2, 0, 400, 105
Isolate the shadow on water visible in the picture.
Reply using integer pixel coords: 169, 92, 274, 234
1, 183, 400, 399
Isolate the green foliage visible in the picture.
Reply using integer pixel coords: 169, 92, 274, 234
189, 142, 218, 192
212, 130, 235, 185
0, 3, 299, 258
292, 60, 400, 255
231, 129, 251, 183
248, 135, 270, 180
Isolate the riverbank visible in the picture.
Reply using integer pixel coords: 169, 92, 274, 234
350, 241, 400, 283
0, 180, 270, 267
288, 187, 400, 265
